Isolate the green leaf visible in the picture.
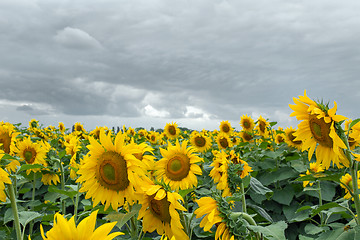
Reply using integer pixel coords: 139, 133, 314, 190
18, 164, 44, 173
304, 223, 328, 235
258, 167, 298, 185
48, 185, 77, 199
310, 202, 345, 217
249, 177, 273, 199
248, 221, 288, 240
272, 185, 294, 206
349, 118, 360, 131
18, 211, 42, 228
105, 204, 141, 230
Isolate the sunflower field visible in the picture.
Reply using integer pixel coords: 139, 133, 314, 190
1, 90, 360, 240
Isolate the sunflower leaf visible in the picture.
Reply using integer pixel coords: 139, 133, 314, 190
105, 204, 141, 230
18, 164, 44, 173
349, 118, 360, 131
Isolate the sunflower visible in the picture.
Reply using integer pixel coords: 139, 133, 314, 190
64, 135, 81, 157
274, 128, 285, 144
147, 131, 160, 145
73, 122, 86, 133
299, 162, 324, 187
345, 119, 360, 150
14, 137, 48, 168
284, 127, 302, 150
340, 173, 360, 200
256, 115, 269, 137
76, 130, 147, 210
189, 131, 212, 152
164, 122, 180, 139
155, 139, 203, 191
39, 210, 123, 240
219, 121, 233, 135
194, 196, 237, 240
289, 90, 348, 169
239, 114, 255, 132
130, 141, 156, 171
58, 122, 65, 133
0, 122, 19, 172
138, 183, 189, 239
28, 119, 39, 129
240, 131, 253, 143
229, 150, 253, 179
0, 167, 11, 202
90, 126, 109, 140
216, 132, 233, 150
41, 172, 60, 185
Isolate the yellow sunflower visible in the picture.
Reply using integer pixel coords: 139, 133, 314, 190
289, 91, 348, 169
58, 122, 65, 133
219, 121, 233, 135
39, 210, 123, 240
240, 114, 255, 132
73, 122, 86, 133
194, 197, 236, 240
130, 141, 156, 171
240, 131, 254, 143
229, 150, 253, 179
299, 162, 324, 187
76, 130, 147, 210
274, 128, 285, 144
14, 137, 48, 168
216, 132, 233, 149
0, 167, 12, 202
138, 183, 189, 239
147, 131, 160, 145
345, 119, 360, 150
0, 122, 19, 172
164, 122, 180, 139
256, 115, 270, 137
41, 172, 60, 185
284, 127, 302, 150
189, 131, 212, 153
340, 173, 360, 200
155, 139, 203, 190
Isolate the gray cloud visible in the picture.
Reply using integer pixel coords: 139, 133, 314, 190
0, 0, 359, 130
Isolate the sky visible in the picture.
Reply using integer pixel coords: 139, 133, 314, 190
1, 0, 360, 131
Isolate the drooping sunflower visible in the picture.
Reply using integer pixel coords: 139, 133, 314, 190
284, 127, 302, 150
239, 114, 255, 132
289, 90, 349, 169
255, 115, 270, 137
164, 122, 180, 139
138, 183, 189, 239
299, 162, 324, 188
14, 137, 48, 168
0, 122, 19, 172
0, 167, 11, 202
340, 173, 360, 200
216, 132, 233, 150
39, 210, 123, 240
219, 121, 233, 135
76, 130, 147, 210
41, 171, 60, 185
240, 131, 254, 143
194, 196, 241, 240
155, 139, 203, 190
189, 131, 212, 153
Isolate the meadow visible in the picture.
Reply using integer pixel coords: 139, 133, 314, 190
0, 91, 360, 240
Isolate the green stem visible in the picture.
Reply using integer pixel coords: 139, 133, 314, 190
59, 160, 66, 214
8, 182, 22, 240
240, 182, 247, 213
73, 182, 80, 222
317, 181, 324, 226
29, 173, 36, 236
180, 211, 190, 238
350, 162, 360, 224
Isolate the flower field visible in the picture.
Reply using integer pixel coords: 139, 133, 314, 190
1, 90, 360, 240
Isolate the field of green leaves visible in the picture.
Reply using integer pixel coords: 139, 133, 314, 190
1, 91, 360, 240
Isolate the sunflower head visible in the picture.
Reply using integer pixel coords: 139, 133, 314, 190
284, 127, 302, 150
240, 114, 255, 131
216, 132, 233, 149
190, 131, 212, 152
256, 115, 270, 137
164, 122, 180, 139
219, 121, 233, 135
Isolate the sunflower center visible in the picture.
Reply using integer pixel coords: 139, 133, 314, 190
219, 137, 229, 148
277, 135, 284, 143
222, 124, 230, 133
168, 126, 176, 136
97, 151, 129, 191
259, 121, 266, 133
149, 194, 171, 223
24, 148, 37, 164
242, 132, 253, 141
243, 120, 250, 129
194, 136, 206, 147
309, 115, 333, 148
288, 131, 302, 145
76, 126, 83, 131
166, 155, 190, 181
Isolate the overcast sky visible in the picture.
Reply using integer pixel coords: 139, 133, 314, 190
1, 0, 360, 131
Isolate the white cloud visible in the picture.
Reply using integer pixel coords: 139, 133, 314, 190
54, 27, 103, 50
143, 104, 169, 118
